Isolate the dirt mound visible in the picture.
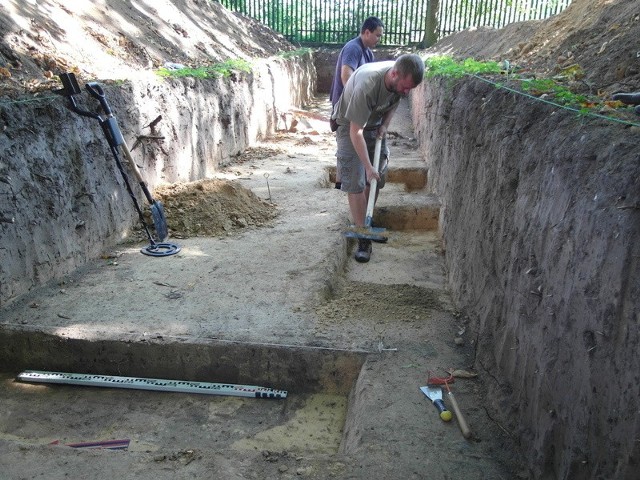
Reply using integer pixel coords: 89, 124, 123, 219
155, 179, 277, 238
0, 0, 294, 96
433, 0, 640, 95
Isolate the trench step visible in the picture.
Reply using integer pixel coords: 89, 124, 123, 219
0, 328, 367, 396
326, 165, 428, 192
386, 166, 427, 191
374, 204, 439, 231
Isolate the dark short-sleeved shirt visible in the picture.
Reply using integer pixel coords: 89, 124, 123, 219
329, 37, 374, 105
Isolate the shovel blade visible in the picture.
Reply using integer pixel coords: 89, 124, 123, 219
343, 225, 388, 242
420, 386, 452, 421
420, 386, 443, 401
150, 201, 168, 242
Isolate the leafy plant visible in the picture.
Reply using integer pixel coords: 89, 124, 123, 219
277, 48, 313, 59
425, 56, 501, 78
521, 78, 588, 107
519, 78, 556, 94
156, 59, 252, 79
424, 56, 625, 113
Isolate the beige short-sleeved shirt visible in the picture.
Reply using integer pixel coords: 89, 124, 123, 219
333, 61, 401, 129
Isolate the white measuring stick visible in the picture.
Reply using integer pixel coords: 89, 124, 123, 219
18, 370, 287, 399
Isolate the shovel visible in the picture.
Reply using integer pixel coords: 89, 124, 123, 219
55, 73, 179, 257
343, 137, 388, 242
84, 82, 169, 243
420, 386, 452, 422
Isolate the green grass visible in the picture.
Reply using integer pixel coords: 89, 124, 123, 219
425, 56, 501, 78
277, 48, 313, 59
423, 56, 628, 113
155, 49, 312, 79
519, 78, 588, 106
156, 59, 253, 79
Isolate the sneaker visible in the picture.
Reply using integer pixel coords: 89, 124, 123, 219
354, 239, 372, 263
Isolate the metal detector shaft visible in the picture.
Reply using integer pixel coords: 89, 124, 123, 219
85, 82, 168, 242
55, 72, 178, 256
85, 82, 160, 207
55, 74, 155, 243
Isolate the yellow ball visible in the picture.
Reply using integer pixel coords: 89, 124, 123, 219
440, 410, 452, 422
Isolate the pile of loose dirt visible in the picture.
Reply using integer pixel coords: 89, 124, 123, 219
434, 0, 640, 95
314, 281, 446, 325
0, 0, 294, 96
155, 179, 277, 238
150, 144, 285, 239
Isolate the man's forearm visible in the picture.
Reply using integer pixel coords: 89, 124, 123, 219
341, 65, 354, 87
349, 123, 370, 167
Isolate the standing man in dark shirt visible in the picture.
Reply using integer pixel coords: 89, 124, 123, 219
330, 17, 384, 188
330, 16, 384, 105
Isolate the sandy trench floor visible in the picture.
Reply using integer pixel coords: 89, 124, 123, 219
0, 97, 526, 479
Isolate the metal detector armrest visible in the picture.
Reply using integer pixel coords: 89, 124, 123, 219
54, 72, 100, 119
55, 72, 82, 96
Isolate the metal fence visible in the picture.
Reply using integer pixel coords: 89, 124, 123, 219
217, 0, 572, 46
437, 0, 572, 38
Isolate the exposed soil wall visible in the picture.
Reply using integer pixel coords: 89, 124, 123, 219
2, 0, 640, 477
409, 2, 640, 477
0, 55, 315, 305
314, 47, 404, 94
412, 70, 640, 480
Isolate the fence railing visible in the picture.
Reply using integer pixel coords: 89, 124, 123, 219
217, 0, 572, 47
438, 0, 572, 38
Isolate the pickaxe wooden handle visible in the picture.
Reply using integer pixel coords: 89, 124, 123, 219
447, 390, 472, 439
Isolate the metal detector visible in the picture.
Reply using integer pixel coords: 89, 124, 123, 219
54, 73, 180, 257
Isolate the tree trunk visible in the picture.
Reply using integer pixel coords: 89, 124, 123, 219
420, 0, 440, 48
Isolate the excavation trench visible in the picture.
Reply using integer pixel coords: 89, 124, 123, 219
0, 0, 635, 474
0, 96, 528, 478
0, 154, 444, 457
0, 332, 366, 454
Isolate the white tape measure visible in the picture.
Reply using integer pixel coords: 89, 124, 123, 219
17, 370, 287, 399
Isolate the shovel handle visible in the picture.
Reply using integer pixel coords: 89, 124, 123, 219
447, 391, 472, 438
120, 143, 157, 205
364, 137, 382, 228
433, 399, 452, 422
85, 82, 113, 116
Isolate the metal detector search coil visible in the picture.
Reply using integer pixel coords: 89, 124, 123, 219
141, 242, 182, 257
